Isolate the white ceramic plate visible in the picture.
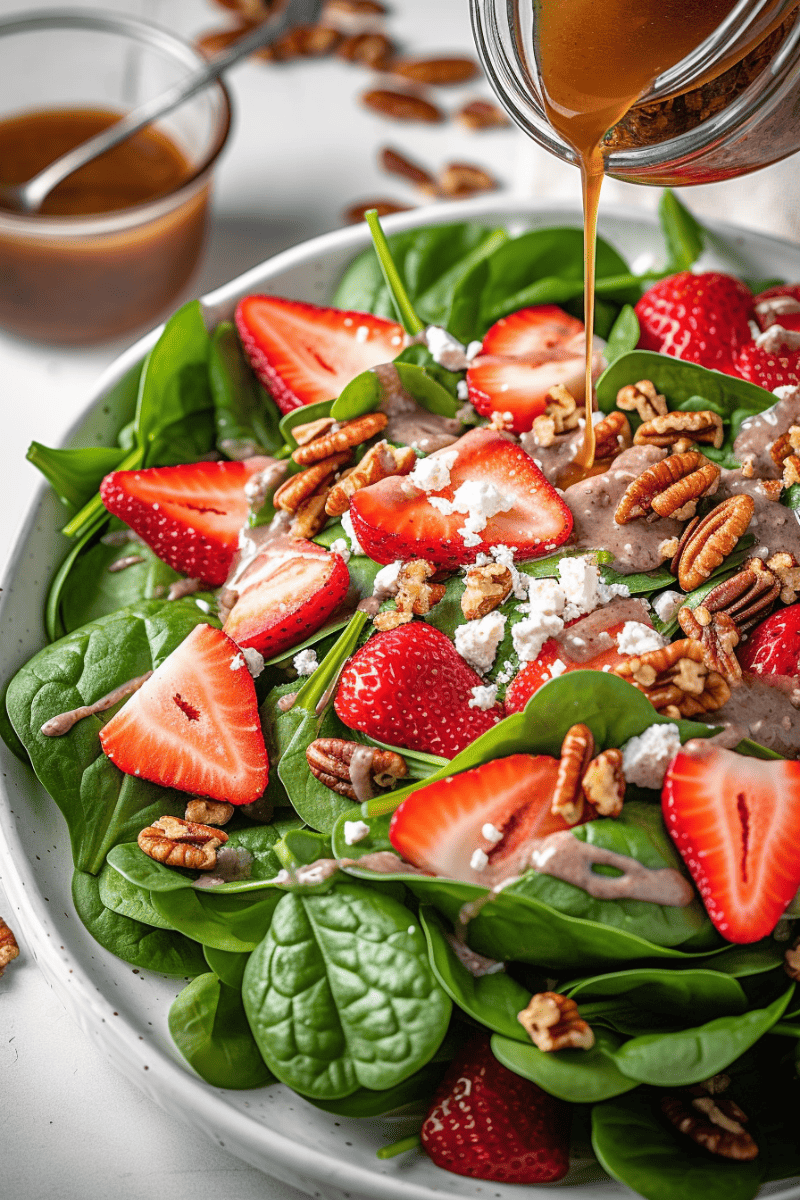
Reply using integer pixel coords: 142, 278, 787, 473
4, 195, 800, 1200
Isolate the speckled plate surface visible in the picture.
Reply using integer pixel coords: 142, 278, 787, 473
4, 196, 800, 1200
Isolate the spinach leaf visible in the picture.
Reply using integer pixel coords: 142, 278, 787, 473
209, 321, 283, 456
604, 305, 640, 365
26, 443, 127, 513
394, 344, 462, 398
274, 826, 332, 869
242, 881, 451, 1099
612, 984, 795, 1086
491, 1029, 637, 1103
72, 870, 206, 976
168, 972, 274, 1089
305, 1059, 447, 1116
331, 361, 458, 423
592, 1090, 764, 1200
659, 191, 705, 273
564, 965, 748, 1020
6, 598, 214, 874
203, 945, 250, 989
419, 906, 531, 1040
689, 941, 786, 978
46, 523, 104, 642
330, 371, 382, 421
151, 886, 283, 953
135, 301, 213, 465
58, 538, 185, 634
98, 861, 175, 929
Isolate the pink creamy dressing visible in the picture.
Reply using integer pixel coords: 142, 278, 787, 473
555, 596, 651, 662
733, 389, 800, 478
41, 671, 153, 737
716, 470, 800, 562
703, 672, 800, 756
107, 553, 145, 573
372, 363, 462, 452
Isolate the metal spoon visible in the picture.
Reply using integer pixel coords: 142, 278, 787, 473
0, 0, 322, 215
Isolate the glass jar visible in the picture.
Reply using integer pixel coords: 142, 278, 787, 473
0, 9, 231, 345
471, 0, 800, 187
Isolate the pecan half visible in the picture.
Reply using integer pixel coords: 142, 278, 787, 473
582, 749, 625, 816
594, 411, 632, 461
361, 89, 444, 123
615, 452, 720, 524
138, 815, 227, 871
0, 916, 19, 976
438, 162, 499, 198
692, 559, 779, 634
671, 495, 755, 591
325, 441, 416, 515
391, 55, 479, 85
552, 724, 594, 825
373, 559, 446, 631
767, 551, 800, 604
678, 606, 742, 686
343, 199, 413, 224
290, 489, 332, 539
769, 425, 800, 487
634, 410, 724, 450
660, 1093, 758, 1160
461, 562, 513, 620
615, 379, 668, 422
614, 640, 731, 717
530, 385, 581, 447
292, 412, 388, 465
274, 451, 352, 513
380, 146, 438, 194
518, 992, 595, 1052
292, 416, 337, 446
456, 98, 511, 130
184, 799, 235, 826
306, 738, 407, 800
337, 31, 394, 68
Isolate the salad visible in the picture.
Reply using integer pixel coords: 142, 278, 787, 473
5, 196, 800, 1200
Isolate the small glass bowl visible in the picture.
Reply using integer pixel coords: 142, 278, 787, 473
0, 8, 231, 345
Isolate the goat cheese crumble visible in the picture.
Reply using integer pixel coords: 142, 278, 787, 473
469, 683, 499, 710
621, 723, 682, 790
293, 648, 318, 676
616, 621, 667, 656
455, 611, 506, 674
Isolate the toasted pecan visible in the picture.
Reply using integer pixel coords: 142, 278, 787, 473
634, 409, 724, 450
552, 724, 594, 826
615, 379, 668, 422
292, 412, 388, 465
615, 452, 720, 524
361, 89, 444, 123
518, 992, 595, 1052
671, 495, 755, 591
325, 441, 416, 515
273, 452, 352, 513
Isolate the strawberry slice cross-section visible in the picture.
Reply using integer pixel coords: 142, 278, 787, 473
663, 742, 800, 943
236, 295, 405, 413
99, 623, 269, 806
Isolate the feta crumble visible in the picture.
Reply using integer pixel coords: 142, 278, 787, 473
341, 509, 365, 556
194, 598, 211, 613
616, 621, 667, 656
242, 646, 265, 678
230, 652, 245, 671
372, 560, 403, 600
546, 658, 568, 678
651, 590, 683, 624
469, 683, 498, 710
457, 380, 470, 401
482, 822, 503, 844
455, 611, 506, 674
293, 648, 319, 677
470, 848, 489, 872
409, 449, 459, 493
558, 554, 630, 622
621, 723, 682, 790
329, 537, 351, 564
343, 820, 370, 846
425, 325, 470, 371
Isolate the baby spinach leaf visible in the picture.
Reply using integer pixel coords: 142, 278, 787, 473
46, 523, 106, 642
169, 972, 274, 1089
305, 1059, 447, 1116
209, 321, 283, 456
331, 371, 382, 421
72, 870, 206, 976
151, 886, 283, 953
393, 362, 459, 417
564, 965, 748, 1020
331, 809, 393, 859
612, 984, 795, 1086
242, 881, 451, 1099
6, 598, 213, 874
59, 538, 184, 634
419, 906, 532, 1040
274, 827, 332, 870
26, 443, 127, 513
135, 301, 213, 464
604, 305, 640, 365
592, 1090, 764, 1200
394, 344, 462, 398
98, 861, 175, 930
491, 1029, 637, 1103
203, 946, 250, 990
689, 940, 786, 978
659, 191, 705, 273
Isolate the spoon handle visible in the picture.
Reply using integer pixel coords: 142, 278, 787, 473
21, 0, 322, 212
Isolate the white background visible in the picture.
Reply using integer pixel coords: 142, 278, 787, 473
1, 0, 799, 1196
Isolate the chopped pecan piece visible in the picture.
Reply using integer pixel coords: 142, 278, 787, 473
138, 815, 227, 871
670, 495, 755, 590
518, 991, 595, 1051
634, 409, 724, 450
615, 452, 720, 524
337, 31, 395, 68
770, 425, 800, 487
373, 559, 446, 631
456, 98, 511, 130
0, 916, 19, 976
614, 640, 731, 717
660, 1093, 758, 1160
306, 738, 407, 800
582, 748, 625, 816
292, 412, 388, 465
530, 385, 581, 447
273, 451, 352, 513
184, 798, 235, 826
767, 551, 800, 604
461, 562, 513, 620
552, 723, 594, 826
615, 379, 668, 422
678, 606, 742, 686
325, 440, 416, 515
784, 937, 800, 981
290, 488, 332, 539
292, 416, 337, 446
594, 411, 632, 461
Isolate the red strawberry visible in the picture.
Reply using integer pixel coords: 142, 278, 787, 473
754, 284, 800, 333
421, 1036, 570, 1184
100, 624, 268, 805
635, 272, 754, 375
734, 338, 800, 391
737, 603, 800, 678
389, 753, 576, 883
235, 295, 405, 413
100, 458, 271, 587
663, 742, 800, 942
334, 622, 503, 758
223, 537, 349, 658
466, 305, 595, 434
349, 427, 573, 568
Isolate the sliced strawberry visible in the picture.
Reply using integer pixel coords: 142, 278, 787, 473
421, 1035, 570, 1184
235, 295, 405, 413
663, 743, 800, 942
734, 339, 800, 391
754, 284, 800, 333
635, 271, 754, 375
389, 753, 575, 883
737, 603, 800, 678
100, 458, 271, 587
350, 427, 573, 568
334, 621, 504, 758
223, 537, 349, 658
466, 305, 597, 434
99, 624, 268, 805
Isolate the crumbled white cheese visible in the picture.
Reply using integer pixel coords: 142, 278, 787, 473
456, 381, 470, 402
329, 537, 351, 564
293, 648, 318, 676
512, 611, 564, 663
428, 478, 515, 547
773, 384, 800, 401
470, 848, 489, 872
469, 683, 498, 710
372, 560, 403, 600
340, 509, 365, 556
230, 652, 245, 671
651, 589, 684, 624
455, 611, 507, 674
482, 822, 503, 844
558, 554, 630, 622
343, 820, 370, 845
425, 325, 470, 370
754, 324, 800, 354
194, 597, 211, 613
495, 659, 516, 686
621, 723, 682, 790
409, 449, 459, 493
547, 658, 568, 678
466, 340, 483, 361
616, 621, 667, 656
242, 646, 265, 678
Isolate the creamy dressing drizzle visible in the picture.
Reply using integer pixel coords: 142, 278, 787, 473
107, 554, 145, 573
167, 577, 202, 601
372, 363, 462, 452
41, 671, 152, 737
348, 745, 377, 802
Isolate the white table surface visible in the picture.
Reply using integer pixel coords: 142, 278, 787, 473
2, 1, 800, 1196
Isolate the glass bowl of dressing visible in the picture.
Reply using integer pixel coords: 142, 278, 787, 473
0, 9, 231, 345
